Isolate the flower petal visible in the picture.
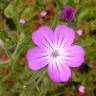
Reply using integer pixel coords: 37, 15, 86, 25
26, 47, 49, 70
48, 63, 71, 82
32, 26, 54, 52
54, 24, 75, 48
63, 45, 85, 67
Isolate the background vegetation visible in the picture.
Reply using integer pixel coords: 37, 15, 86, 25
0, 0, 96, 96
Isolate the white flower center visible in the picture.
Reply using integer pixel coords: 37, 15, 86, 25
47, 45, 67, 64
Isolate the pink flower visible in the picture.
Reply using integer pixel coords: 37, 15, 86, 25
40, 10, 47, 17
60, 5, 76, 22
26, 24, 85, 83
19, 18, 25, 24
77, 29, 83, 36
78, 85, 85, 93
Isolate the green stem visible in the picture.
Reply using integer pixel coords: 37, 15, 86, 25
28, 69, 47, 96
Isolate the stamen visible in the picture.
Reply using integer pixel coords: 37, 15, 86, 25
51, 50, 59, 58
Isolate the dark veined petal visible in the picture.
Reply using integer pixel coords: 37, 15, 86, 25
54, 24, 75, 48
32, 26, 54, 52
48, 62, 71, 82
26, 47, 49, 70
63, 45, 85, 67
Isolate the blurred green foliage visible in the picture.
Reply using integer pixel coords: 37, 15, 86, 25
0, 0, 96, 96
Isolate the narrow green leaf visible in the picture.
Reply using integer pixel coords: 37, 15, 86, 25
55, 0, 63, 9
